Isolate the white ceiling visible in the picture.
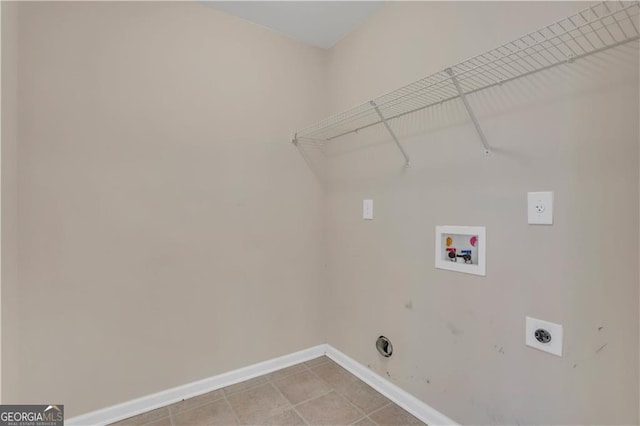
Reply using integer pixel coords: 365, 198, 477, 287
203, 2, 384, 49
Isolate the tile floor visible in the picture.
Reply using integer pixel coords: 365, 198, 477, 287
110, 356, 426, 426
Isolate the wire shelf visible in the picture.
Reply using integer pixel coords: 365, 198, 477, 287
293, 1, 640, 157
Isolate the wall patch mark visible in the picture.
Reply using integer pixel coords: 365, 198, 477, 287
447, 322, 464, 336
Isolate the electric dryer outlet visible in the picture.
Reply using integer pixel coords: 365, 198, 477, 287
525, 316, 563, 356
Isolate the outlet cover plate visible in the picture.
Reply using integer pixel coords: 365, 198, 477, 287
363, 199, 373, 220
528, 191, 553, 225
525, 316, 563, 356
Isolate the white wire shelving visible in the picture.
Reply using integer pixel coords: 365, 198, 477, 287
292, 1, 640, 165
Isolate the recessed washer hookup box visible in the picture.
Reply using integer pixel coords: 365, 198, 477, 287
435, 225, 486, 276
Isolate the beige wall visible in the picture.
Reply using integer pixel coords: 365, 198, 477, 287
322, 1, 639, 425
4, 2, 327, 416
1, 0, 19, 405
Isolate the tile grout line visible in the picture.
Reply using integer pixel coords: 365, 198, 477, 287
290, 387, 369, 425
271, 381, 296, 415
139, 415, 173, 426
366, 401, 394, 419
329, 376, 385, 423
166, 390, 228, 424
302, 358, 332, 369
269, 380, 309, 426
289, 406, 311, 426
271, 358, 346, 424
305, 360, 374, 422
184, 360, 325, 425
336, 388, 369, 423
118, 409, 174, 426
291, 363, 344, 408
351, 415, 380, 426
305, 362, 347, 389
262, 366, 307, 385
291, 389, 334, 409
167, 404, 176, 426
347, 415, 366, 426
295, 360, 374, 426
221, 392, 243, 425
165, 406, 175, 426
268, 360, 338, 418
223, 378, 269, 397
348, 416, 367, 426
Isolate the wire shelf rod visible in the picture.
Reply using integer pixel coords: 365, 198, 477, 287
371, 101, 411, 165
447, 68, 491, 154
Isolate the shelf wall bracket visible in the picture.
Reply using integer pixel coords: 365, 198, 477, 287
446, 68, 491, 156
370, 100, 410, 166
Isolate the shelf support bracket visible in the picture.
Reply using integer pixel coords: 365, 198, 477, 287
370, 100, 410, 166
446, 68, 491, 155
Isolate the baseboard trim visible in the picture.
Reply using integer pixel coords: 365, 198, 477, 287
325, 345, 458, 425
66, 345, 327, 425
67, 344, 457, 426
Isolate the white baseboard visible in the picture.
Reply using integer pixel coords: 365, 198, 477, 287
66, 344, 457, 426
66, 345, 327, 425
325, 345, 458, 426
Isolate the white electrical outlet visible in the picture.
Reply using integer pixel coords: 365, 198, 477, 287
363, 199, 373, 220
525, 316, 563, 357
528, 191, 553, 225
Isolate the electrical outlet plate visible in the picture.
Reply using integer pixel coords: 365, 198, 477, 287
363, 199, 373, 220
528, 191, 553, 225
525, 316, 563, 357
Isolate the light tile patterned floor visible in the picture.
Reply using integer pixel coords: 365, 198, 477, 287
110, 356, 426, 426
